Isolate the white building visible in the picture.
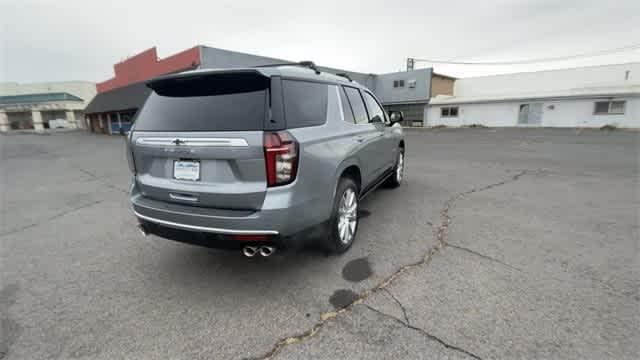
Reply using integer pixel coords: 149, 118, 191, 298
0, 81, 97, 132
427, 62, 640, 128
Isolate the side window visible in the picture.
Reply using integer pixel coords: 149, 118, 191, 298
362, 91, 387, 123
338, 86, 355, 123
283, 80, 328, 128
343, 87, 369, 125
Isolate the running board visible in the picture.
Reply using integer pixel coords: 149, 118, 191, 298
359, 169, 394, 200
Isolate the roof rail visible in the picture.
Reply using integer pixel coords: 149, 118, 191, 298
255, 61, 321, 75
335, 73, 353, 82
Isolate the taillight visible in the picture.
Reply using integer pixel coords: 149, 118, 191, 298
264, 131, 298, 187
125, 135, 136, 174
126, 150, 136, 173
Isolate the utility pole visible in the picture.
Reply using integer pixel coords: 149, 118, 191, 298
406, 58, 415, 71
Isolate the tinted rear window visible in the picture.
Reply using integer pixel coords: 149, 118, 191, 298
283, 80, 328, 128
134, 73, 268, 131
343, 86, 369, 125
339, 87, 355, 124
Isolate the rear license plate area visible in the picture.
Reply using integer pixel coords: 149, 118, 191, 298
173, 160, 200, 181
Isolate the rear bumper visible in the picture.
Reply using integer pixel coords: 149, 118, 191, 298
130, 185, 329, 248
132, 209, 278, 235
137, 217, 329, 250
138, 219, 249, 249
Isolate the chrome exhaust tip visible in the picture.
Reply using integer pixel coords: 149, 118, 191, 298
137, 224, 148, 237
242, 246, 258, 257
259, 246, 275, 257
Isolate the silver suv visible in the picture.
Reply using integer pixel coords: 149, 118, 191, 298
127, 62, 405, 256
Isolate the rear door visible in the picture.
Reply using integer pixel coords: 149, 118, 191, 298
130, 71, 272, 210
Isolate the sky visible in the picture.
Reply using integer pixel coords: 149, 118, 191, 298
1, 0, 639, 83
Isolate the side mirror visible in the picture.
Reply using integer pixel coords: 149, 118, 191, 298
371, 115, 383, 123
389, 111, 404, 124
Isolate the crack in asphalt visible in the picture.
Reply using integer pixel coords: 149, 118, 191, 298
362, 304, 482, 360
78, 168, 128, 194
247, 169, 538, 360
445, 243, 522, 272
0, 200, 103, 238
382, 288, 410, 325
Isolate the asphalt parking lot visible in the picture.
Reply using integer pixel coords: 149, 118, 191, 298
1, 128, 638, 359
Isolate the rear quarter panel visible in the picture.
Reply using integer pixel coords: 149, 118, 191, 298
283, 120, 363, 227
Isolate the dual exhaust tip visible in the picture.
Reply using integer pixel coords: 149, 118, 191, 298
138, 224, 148, 237
243, 245, 276, 257
138, 223, 275, 258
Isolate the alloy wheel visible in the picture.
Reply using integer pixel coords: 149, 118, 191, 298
337, 188, 358, 244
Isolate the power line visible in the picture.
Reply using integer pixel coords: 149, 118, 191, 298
410, 42, 640, 66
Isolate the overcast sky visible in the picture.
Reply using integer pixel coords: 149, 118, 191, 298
1, 0, 639, 83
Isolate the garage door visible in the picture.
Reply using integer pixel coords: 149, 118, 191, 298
7, 112, 33, 130
385, 103, 426, 127
41, 110, 68, 129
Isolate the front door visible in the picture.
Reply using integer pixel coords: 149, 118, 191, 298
361, 90, 396, 171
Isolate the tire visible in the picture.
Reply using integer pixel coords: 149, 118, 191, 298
385, 148, 405, 188
324, 177, 359, 254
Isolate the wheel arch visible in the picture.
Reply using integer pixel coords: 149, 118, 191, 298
334, 157, 362, 196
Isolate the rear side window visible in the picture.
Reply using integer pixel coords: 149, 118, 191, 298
283, 80, 328, 128
135, 73, 269, 131
343, 87, 369, 125
339, 87, 355, 124
362, 91, 387, 123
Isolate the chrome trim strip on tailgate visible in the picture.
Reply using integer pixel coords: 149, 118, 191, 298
132, 195, 256, 219
136, 137, 249, 147
133, 210, 279, 235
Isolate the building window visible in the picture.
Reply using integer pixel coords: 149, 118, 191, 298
393, 80, 405, 88
594, 101, 626, 115
440, 107, 459, 118
518, 103, 542, 125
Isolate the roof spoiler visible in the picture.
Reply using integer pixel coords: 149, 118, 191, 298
146, 70, 270, 97
255, 61, 321, 75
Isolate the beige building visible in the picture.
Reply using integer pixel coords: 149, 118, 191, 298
0, 81, 96, 132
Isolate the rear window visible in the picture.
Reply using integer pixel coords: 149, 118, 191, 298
283, 80, 328, 128
134, 73, 269, 132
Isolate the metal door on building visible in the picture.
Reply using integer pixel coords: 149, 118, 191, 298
518, 103, 542, 125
